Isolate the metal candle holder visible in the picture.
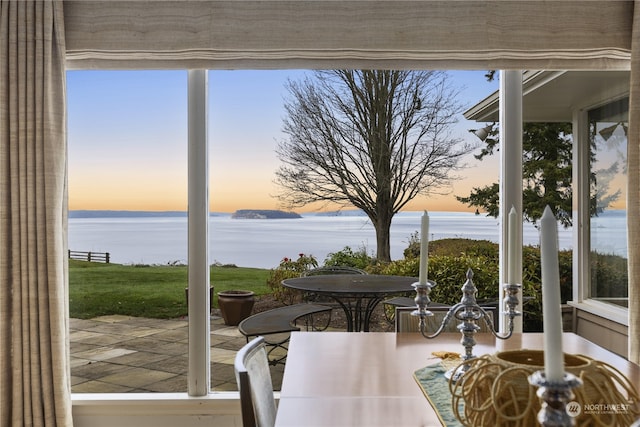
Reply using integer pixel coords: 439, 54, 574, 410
411, 268, 521, 381
528, 371, 583, 426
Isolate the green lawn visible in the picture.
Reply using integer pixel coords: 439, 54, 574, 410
69, 260, 271, 319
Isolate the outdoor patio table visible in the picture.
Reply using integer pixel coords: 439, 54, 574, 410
275, 332, 640, 427
282, 274, 418, 332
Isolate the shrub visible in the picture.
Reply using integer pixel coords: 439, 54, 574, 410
266, 254, 318, 305
590, 251, 628, 298
377, 256, 420, 277
521, 246, 573, 301
324, 246, 373, 269
431, 238, 499, 260
404, 236, 499, 260
381, 237, 625, 330
387, 238, 588, 331
374, 253, 499, 302
403, 232, 421, 259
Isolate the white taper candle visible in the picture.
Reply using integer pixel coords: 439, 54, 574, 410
540, 205, 564, 382
419, 211, 429, 285
507, 206, 517, 285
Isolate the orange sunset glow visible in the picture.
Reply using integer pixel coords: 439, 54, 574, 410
68, 160, 496, 213
66, 69, 506, 213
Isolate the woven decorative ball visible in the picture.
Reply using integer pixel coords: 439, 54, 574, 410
449, 350, 640, 427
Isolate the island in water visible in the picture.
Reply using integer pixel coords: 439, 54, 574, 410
231, 209, 301, 219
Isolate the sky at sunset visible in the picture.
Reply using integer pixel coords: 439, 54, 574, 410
66, 70, 500, 213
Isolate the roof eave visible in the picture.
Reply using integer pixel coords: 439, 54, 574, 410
464, 70, 568, 122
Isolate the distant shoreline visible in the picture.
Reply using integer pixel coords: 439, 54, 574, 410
69, 210, 188, 218
68, 208, 627, 219
231, 209, 301, 219
68, 209, 369, 218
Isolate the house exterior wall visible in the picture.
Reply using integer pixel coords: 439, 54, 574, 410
575, 308, 628, 357
72, 394, 246, 427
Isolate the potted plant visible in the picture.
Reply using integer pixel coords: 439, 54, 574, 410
217, 290, 255, 326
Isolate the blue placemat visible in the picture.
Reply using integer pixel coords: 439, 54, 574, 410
413, 363, 463, 427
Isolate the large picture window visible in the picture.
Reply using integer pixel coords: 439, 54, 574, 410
587, 98, 628, 307
67, 70, 190, 393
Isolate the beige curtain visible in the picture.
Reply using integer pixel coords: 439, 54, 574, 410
0, 1, 72, 426
629, 0, 640, 365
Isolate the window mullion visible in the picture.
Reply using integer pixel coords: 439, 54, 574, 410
187, 69, 210, 396
572, 109, 590, 304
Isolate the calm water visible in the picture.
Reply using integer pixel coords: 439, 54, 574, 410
67, 211, 625, 269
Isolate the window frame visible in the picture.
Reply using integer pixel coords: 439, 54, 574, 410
68, 68, 634, 427
571, 94, 629, 326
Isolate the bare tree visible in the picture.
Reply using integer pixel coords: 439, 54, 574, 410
275, 70, 471, 262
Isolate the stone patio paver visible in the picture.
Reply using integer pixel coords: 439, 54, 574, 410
99, 367, 178, 388
72, 380, 138, 393
115, 336, 169, 352
210, 347, 237, 364
69, 330, 103, 341
213, 325, 245, 338
72, 360, 134, 380
152, 341, 190, 356
70, 315, 294, 393
73, 347, 137, 362
107, 351, 174, 368
143, 375, 188, 392
142, 355, 189, 375
149, 328, 188, 342
72, 332, 136, 347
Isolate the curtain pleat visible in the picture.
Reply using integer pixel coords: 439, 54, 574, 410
629, 0, 640, 365
0, 1, 72, 426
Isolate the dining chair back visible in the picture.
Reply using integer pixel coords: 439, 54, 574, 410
395, 306, 495, 333
234, 337, 277, 427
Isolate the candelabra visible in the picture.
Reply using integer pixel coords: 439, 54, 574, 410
411, 268, 521, 381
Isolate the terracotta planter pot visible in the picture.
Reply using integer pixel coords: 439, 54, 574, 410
217, 290, 255, 326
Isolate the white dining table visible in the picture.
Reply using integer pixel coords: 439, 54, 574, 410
274, 331, 640, 427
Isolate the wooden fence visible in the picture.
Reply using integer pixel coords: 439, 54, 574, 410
68, 250, 110, 263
